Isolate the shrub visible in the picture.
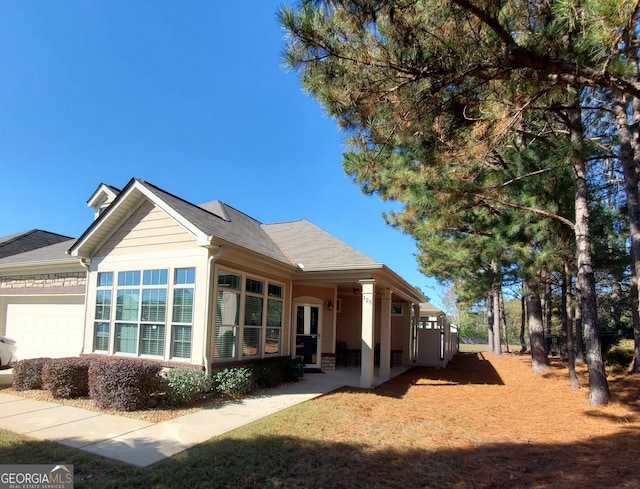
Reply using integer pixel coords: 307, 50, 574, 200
161, 367, 213, 406
605, 339, 635, 369
42, 357, 92, 399
214, 366, 255, 397
12, 358, 50, 391
89, 358, 162, 411
253, 357, 298, 388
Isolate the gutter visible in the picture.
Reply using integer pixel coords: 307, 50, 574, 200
202, 246, 225, 377
0, 257, 84, 273
78, 258, 91, 357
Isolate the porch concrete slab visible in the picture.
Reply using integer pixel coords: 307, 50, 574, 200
28, 413, 153, 449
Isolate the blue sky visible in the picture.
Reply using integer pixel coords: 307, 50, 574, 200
0, 1, 443, 308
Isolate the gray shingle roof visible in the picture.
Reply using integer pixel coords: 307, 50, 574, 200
0, 230, 73, 259
0, 239, 78, 266
138, 180, 291, 265
71, 179, 382, 272
262, 220, 378, 270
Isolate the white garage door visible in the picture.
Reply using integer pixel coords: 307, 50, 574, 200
5, 297, 85, 360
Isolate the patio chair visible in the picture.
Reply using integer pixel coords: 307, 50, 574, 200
336, 341, 349, 367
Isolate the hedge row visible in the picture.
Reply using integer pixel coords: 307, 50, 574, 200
13, 357, 161, 411
11, 355, 300, 410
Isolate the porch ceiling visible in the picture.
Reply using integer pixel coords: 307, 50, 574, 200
295, 266, 426, 304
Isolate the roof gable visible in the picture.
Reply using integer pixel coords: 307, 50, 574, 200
69, 179, 291, 265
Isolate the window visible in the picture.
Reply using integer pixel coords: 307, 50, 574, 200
93, 267, 195, 360
114, 269, 167, 355
214, 269, 283, 361
243, 278, 264, 356
391, 304, 403, 316
172, 268, 195, 359
93, 272, 113, 351
266, 284, 283, 355
215, 272, 241, 359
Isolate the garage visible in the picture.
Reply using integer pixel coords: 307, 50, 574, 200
3, 296, 85, 360
0, 235, 88, 362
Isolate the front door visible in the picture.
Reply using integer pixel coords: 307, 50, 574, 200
295, 305, 320, 368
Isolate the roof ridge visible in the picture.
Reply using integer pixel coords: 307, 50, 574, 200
263, 218, 306, 226
0, 230, 74, 248
137, 179, 231, 223
211, 200, 265, 225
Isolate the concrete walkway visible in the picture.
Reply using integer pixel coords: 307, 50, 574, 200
0, 366, 407, 467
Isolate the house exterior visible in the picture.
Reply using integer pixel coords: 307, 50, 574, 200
0, 231, 87, 361
0, 178, 456, 387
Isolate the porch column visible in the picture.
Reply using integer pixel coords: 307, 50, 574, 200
379, 288, 392, 380
359, 279, 376, 388
412, 303, 421, 361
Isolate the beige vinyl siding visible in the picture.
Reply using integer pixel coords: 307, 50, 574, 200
97, 201, 197, 256
336, 294, 362, 349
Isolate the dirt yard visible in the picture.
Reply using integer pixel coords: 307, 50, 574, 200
340, 352, 640, 489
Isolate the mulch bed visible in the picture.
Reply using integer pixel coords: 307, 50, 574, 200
317, 352, 640, 489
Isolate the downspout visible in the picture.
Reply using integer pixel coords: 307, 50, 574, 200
203, 246, 225, 377
79, 258, 91, 356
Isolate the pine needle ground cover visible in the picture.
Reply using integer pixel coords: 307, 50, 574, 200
0, 352, 638, 488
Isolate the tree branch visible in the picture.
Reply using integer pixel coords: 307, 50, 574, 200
449, 0, 640, 99
474, 193, 576, 230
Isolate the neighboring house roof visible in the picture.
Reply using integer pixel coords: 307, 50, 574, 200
0, 239, 80, 270
420, 301, 443, 316
0, 230, 73, 259
262, 220, 378, 271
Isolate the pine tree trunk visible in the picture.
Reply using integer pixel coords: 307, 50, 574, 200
627, 26, 640, 374
525, 277, 548, 373
631, 244, 640, 373
611, 276, 622, 329
487, 294, 494, 352
540, 270, 548, 335
564, 259, 580, 388
500, 289, 510, 353
568, 104, 610, 405
574, 286, 585, 365
520, 287, 527, 353
615, 91, 640, 374
493, 283, 502, 355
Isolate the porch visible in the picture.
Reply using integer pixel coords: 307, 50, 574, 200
302, 364, 412, 391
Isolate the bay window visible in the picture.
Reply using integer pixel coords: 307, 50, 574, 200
214, 269, 283, 361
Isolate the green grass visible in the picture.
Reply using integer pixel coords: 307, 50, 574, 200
0, 384, 472, 489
